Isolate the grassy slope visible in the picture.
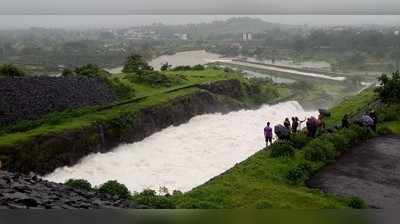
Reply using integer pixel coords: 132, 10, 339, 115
174, 150, 345, 208
0, 68, 287, 148
173, 89, 381, 209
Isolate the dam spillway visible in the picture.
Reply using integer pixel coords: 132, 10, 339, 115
45, 101, 315, 193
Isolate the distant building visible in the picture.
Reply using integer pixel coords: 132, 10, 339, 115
242, 32, 253, 41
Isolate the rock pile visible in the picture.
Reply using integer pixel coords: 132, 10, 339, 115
0, 170, 145, 209
0, 76, 117, 125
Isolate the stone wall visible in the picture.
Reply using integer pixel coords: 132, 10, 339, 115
0, 76, 116, 125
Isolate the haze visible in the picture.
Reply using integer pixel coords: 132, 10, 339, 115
0, 15, 399, 30
1, 0, 400, 14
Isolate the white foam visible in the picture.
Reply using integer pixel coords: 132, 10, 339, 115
45, 101, 315, 193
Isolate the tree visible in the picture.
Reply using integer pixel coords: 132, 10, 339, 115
122, 54, 153, 74
74, 64, 110, 78
160, 62, 171, 71
61, 68, 75, 77
376, 71, 400, 102
0, 64, 26, 77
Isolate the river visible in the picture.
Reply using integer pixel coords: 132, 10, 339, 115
45, 101, 315, 193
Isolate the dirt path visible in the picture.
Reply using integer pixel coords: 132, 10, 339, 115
308, 136, 400, 208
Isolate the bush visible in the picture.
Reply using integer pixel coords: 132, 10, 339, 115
286, 162, 313, 185
377, 105, 400, 122
304, 139, 336, 162
270, 141, 296, 158
132, 189, 176, 209
348, 197, 368, 209
192, 64, 205, 70
64, 179, 92, 191
375, 71, 400, 103
98, 180, 130, 199
74, 64, 110, 78
127, 71, 172, 87
290, 133, 312, 149
0, 64, 26, 77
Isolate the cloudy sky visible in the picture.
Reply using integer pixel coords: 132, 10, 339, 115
0, 0, 399, 14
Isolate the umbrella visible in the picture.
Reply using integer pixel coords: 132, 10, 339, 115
274, 124, 290, 139
359, 115, 374, 127
318, 109, 331, 117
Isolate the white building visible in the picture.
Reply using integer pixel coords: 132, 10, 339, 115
242, 32, 253, 41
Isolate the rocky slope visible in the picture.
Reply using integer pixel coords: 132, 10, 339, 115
0, 76, 116, 125
0, 170, 145, 209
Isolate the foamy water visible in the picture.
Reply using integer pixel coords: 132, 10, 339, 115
45, 101, 315, 193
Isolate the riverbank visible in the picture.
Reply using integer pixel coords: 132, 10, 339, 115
0, 68, 287, 175
166, 88, 380, 208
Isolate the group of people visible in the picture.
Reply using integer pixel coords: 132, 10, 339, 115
264, 109, 379, 147
342, 110, 378, 131
263, 111, 330, 147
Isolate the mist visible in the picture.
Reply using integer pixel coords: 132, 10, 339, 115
0, 15, 399, 30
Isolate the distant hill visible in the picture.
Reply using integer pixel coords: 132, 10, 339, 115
138, 17, 299, 38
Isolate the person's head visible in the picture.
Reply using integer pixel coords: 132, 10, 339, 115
285, 118, 289, 121
292, 117, 295, 121
267, 122, 270, 127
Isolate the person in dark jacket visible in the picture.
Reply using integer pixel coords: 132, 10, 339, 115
292, 117, 299, 133
342, 114, 350, 129
284, 118, 291, 131
369, 111, 378, 131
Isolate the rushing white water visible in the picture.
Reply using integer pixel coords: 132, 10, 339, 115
45, 101, 315, 193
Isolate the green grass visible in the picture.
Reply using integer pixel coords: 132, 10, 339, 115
326, 88, 377, 127
0, 88, 200, 148
173, 150, 346, 208
378, 121, 400, 135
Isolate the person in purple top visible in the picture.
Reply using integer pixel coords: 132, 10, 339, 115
264, 122, 273, 147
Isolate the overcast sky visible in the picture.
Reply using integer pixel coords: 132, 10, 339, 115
0, 15, 399, 30
1, 0, 400, 14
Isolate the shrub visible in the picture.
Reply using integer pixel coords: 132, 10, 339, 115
74, 64, 110, 78
304, 139, 336, 162
377, 105, 400, 122
64, 179, 92, 191
192, 64, 205, 70
348, 197, 368, 209
270, 141, 296, 158
122, 54, 153, 73
290, 133, 312, 149
0, 64, 26, 77
132, 189, 176, 209
98, 180, 130, 199
375, 71, 400, 103
286, 162, 313, 185
127, 71, 171, 87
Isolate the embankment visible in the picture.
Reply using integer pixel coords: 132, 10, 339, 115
0, 79, 260, 175
0, 76, 116, 125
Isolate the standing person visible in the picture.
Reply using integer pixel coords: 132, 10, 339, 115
342, 114, 350, 128
306, 117, 318, 138
284, 118, 291, 131
369, 111, 378, 131
292, 117, 299, 133
264, 122, 273, 147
